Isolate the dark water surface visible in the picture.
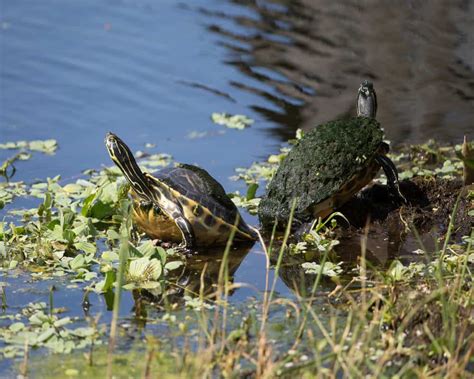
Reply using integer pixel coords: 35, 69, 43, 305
1, 0, 474, 372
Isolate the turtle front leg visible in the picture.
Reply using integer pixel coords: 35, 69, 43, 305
375, 154, 407, 204
172, 210, 197, 255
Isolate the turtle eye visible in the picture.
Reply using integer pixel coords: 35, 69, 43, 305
106, 138, 114, 149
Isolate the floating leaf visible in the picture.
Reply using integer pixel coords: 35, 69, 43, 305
211, 113, 254, 130
301, 261, 343, 278
229, 191, 260, 215
0, 139, 58, 154
9, 322, 24, 333
183, 296, 214, 311
136, 240, 158, 257
164, 261, 183, 271
69, 255, 86, 270
101, 250, 119, 262
73, 241, 96, 255
126, 257, 162, 289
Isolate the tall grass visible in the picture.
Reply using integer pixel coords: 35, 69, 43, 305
29, 198, 472, 378
182, 199, 473, 378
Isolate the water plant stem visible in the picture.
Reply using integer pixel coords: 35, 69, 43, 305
106, 210, 130, 379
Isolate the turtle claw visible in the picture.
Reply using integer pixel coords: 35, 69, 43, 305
171, 243, 198, 258
175, 244, 199, 257
185, 249, 199, 258
152, 240, 192, 255
387, 183, 407, 207
388, 183, 408, 206
397, 191, 408, 206
153, 240, 198, 256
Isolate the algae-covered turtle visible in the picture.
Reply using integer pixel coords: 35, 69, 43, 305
105, 133, 257, 249
258, 81, 405, 227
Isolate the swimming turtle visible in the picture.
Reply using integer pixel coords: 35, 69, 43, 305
258, 80, 406, 227
105, 133, 257, 249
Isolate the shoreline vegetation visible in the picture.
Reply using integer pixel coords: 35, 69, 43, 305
0, 133, 472, 378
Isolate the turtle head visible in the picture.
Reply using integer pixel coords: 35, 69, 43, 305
105, 132, 133, 167
105, 132, 152, 200
357, 80, 377, 118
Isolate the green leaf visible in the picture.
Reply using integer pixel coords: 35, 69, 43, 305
89, 201, 114, 220
81, 193, 96, 217
301, 261, 343, 278
156, 246, 167, 264
47, 225, 67, 242
73, 241, 96, 254
9, 322, 25, 333
140, 281, 161, 290
102, 250, 119, 262
63, 230, 76, 245
53, 317, 71, 328
98, 182, 119, 204
83, 272, 97, 281
0, 139, 58, 154
388, 260, 406, 281
211, 113, 254, 130
69, 255, 86, 270
102, 270, 116, 292
37, 327, 56, 343
164, 261, 183, 271
246, 182, 258, 201
136, 240, 157, 257
106, 229, 121, 241
127, 257, 162, 283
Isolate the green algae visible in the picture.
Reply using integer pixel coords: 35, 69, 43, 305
258, 117, 383, 226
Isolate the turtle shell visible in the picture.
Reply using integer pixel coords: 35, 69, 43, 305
151, 163, 256, 242
258, 117, 384, 227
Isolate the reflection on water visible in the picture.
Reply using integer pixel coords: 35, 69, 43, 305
201, 0, 474, 144
163, 245, 252, 301
129, 245, 251, 322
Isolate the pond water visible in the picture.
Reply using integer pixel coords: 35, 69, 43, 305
1, 0, 473, 374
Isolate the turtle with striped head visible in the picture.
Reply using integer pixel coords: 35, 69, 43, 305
105, 133, 257, 250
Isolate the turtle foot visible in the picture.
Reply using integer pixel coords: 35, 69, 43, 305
390, 186, 408, 206
174, 243, 199, 257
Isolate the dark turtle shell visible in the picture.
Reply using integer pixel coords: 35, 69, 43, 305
155, 163, 255, 238
258, 117, 384, 227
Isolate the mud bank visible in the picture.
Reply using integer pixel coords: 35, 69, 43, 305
342, 177, 472, 238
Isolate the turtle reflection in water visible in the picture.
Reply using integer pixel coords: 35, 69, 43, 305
258, 81, 406, 228
105, 133, 257, 251
131, 246, 250, 316
164, 246, 250, 302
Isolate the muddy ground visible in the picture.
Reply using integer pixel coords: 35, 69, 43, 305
341, 177, 473, 239
275, 177, 473, 294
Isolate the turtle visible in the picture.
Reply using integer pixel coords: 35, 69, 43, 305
105, 133, 257, 249
258, 80, 406, 228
